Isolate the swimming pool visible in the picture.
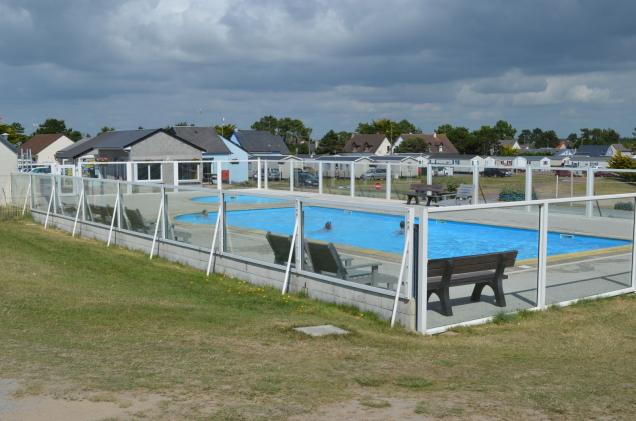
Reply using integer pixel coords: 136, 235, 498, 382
192, 195, 285, 204
175, 206, 629, 259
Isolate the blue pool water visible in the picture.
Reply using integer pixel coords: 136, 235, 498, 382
176, 206, 629, 259
192, 195, 285, 204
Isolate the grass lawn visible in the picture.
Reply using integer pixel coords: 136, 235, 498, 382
1, 218, 635, 419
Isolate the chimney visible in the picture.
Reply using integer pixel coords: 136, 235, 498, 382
0, 133, 8, 142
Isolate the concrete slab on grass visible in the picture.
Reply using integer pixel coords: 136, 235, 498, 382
294, 325, 349, 337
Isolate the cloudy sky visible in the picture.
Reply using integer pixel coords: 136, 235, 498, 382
1, 0, 636, 138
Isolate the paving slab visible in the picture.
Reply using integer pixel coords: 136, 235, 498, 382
294, 325, 349, 337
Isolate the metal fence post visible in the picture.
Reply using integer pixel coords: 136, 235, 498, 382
264, 160, 269, 190
116, 182, 123, 230
632, 197, 636, 291
426, 163, 433, 184
161, 186, 168, 240
295, 200, 303, 270
318, 162, 323, 195
350, 162, 355, 197
386, 164, 392, 200
586, 167, 594, 217
525, 164, 533, 202
173, 162, 179, 187
537, 203, 549, 308
219, 192, 226, 252
472, 163, 479, 205
289, 160, 294, 192
416, 206, 428, 333
30, 174, 35, 211
217, 161, 222, 192
257, 158, 262, 189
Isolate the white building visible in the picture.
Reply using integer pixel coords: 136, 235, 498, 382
19, 134, 74, 164
0, 134, 18, 201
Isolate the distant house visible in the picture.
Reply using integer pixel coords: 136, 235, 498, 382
230, 130, 290, 156
315, 155, 372, 178
497, 139, 521, 151
483, 156, 527, 168
343, 134, 392, 156
392, 133, 458, 154
428, 153, 484, 173
564, 155, 611, 169
368, 155, 421, 177
0, 133, 17, 177
525, 156, 552, 171
576, 144, 631, 157
171, 126, 249, 183
555, 139, 573, 150
19, 133, 74, 163
55, 128, 205, 184
257, 155, 303, 180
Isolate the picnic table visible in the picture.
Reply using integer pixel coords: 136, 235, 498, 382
406, 183, 449, 205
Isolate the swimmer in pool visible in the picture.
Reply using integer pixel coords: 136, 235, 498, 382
396, 220, 405, 235
201, 209, 208, 217
324, 221, 332, 230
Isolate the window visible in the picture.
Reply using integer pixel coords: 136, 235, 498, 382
178, 163, 199, 181
137, 163, 162, 181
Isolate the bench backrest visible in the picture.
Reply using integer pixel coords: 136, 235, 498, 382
411, 183, 443, 192
455, 184, 473, 199
428, 250, 517, 278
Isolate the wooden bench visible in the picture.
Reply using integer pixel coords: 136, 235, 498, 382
427, 250, 518, 316
406, 183, 447, 205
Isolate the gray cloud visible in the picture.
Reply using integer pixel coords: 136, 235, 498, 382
1, 0, 636, 137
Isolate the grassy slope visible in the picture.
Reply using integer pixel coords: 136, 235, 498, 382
0, 219, 635, 419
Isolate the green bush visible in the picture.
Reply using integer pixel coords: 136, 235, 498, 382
614, 202, 634, 211
498, 186, 536, 202
446, 180, 459, 193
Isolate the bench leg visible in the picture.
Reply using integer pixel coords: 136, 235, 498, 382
470, 281, 507, 307
428, 288, 453, 316
470, 282, 487, 302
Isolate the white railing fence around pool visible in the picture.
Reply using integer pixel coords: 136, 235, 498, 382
5, 173, 636, 334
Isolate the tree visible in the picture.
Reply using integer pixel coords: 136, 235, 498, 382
251, 115, 278, 135
500, 145, 518, 156
174, 121, 194, 127
34, 118, 83, 141
100, 126, 115, 133
517, 129, 532, 146
317, 130, 349, 154
0, 121, 28, 144
493, 120, 516, 140
436, 124, 480, 154
355, 118, 419, 143
394, 136, 434, 153
250, 115, 312, 154
214, 124, 236, 138
579, 128, 621, 145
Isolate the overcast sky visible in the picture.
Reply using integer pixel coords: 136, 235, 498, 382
1, 0, 636, 138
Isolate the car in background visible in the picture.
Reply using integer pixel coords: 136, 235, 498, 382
252, 168, 281, 181
30, 166, 52, 174
296, 171, 319, 187
483, 168, 512, 177
361, 168, 387, 180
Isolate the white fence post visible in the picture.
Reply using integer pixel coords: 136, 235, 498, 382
416, 206, 428, 333
161, 186, 167, 240
264, 160, 269, 190
295, 200, 303, 270
386, 163, 392, 200
472, 163, 479, 205
206, 203, 223, 276
289, 160, 294, 192
257, 158, 262, 189
632, 197, 636, 291
282, 200, 301, 294
537, 203, 549, 308
318, 162, 323, 195
350, 162, 355, 197
217, 161, 222, 192
426, 163, 433, 184
586, 167, 594, 217
525, 165, 533, 202
173, 162, 179, 187
21, 176, 32, 216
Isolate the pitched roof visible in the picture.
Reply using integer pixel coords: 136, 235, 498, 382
428, 153, 479, 160
170, 126, 230, 154
576, 144, 610, 157
56, 129, 161, 160
0, 135, 17, 154
232, 130, 290, 154
611, 143, 631, 152
19, 133, 66, 155
343, 134, 388, 153
498, 139, 518, 146
398, 133, 459, 154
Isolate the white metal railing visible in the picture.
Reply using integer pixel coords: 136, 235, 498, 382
11, 172, 636, 334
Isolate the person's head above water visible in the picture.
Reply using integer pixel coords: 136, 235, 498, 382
399, 221, 405, 230
202, 209, 208, 216
324, 221, 332, 230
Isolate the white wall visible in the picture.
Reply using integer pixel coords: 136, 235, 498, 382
36, 136, 74, 163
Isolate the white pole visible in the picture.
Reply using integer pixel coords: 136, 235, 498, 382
416, 207, 428, 333
217, 161, 222, 192
525, 165, 533, 202
72, 185, 84, 237
206, 204, 223, 276
173, 162, 179, 187
149, 193, 164, 259
289, 160, 294, 192
586, 167, 594, 217
281, 208, 300, 294
350, 162, 355, 197
472, 163, 479, 204
390, 223, 411, 327
264, 160, 269, 190
44, 176, 56, 229
406, 207, 415, 295
256, 158, 262, 189
386, 164, 392, 200
21, 176, 32, 216
537, 203, 549, 308
631, 197, 636, 291
555, 174, 559, 198
318, 162, 323, 195
107, 193, 120, 247
426, 163, 433, 185
294, 201, 303, 269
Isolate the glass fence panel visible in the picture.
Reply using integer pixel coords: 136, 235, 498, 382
55, 176, 82, 218
294, 161, 320, 194
267, 160, 290, 192
8, 173, 30, 207
355, 163, 387, 199
165, 187, 217, 248
479, 167, 526, 204
593, 170, 636, 215
177, 162, 202, 185
201, 161, 218, 187
120, 183, 162, 236
388, 162, 425, 201
223, 193, 296, 265
81, 163, 128, 180
83, 178, 117, 225
545, 199, 633, 305
302, 205, 406, 291
426, 205, 540, 330
222, 160, 256, 189
532, 168, 587, 201
430, 166, 474, 205
321, 161, 351, 196
32, 175, 53, 212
